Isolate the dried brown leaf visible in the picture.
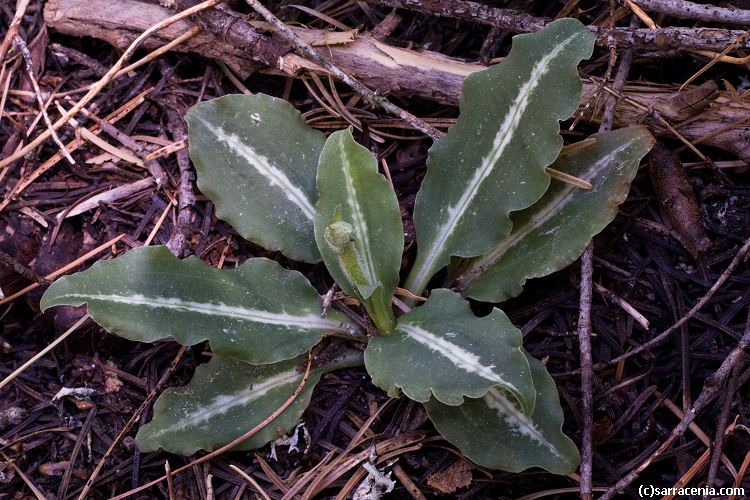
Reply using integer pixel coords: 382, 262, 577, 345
38, 461, 69, 476
649, 141, 711, 258
427, 460, 472, 494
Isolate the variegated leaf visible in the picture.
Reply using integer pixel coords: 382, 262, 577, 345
404, 19, 596, 297
314, 128, 402, 332
40, 246, 359, 365
365, 289, 534, 411
461, 126, 654, 302
424, 352, 580, 474
137, 351, 363, 455
186, 94, 323, 263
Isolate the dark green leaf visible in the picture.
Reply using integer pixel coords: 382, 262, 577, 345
365, 289, 534, 411
137, 351, 363, 455
462, 126, 654, 302
424, 352, 580, 474
405, 19, 596, 297
41, 246, 359, 365
186, 94, 323, 263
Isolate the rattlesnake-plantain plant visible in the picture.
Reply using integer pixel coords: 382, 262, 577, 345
41, 19, 654, 474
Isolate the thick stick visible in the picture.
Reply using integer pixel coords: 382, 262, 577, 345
0, 0, 222, 170
364, 0, 750, 51
42, 0, 750, 164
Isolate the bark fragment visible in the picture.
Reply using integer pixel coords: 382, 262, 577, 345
649, 141, 711, 258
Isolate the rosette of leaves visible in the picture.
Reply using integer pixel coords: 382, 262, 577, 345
41, 19, 654, 473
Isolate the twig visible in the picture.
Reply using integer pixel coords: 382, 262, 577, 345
217, 59, 252, 95
43, 0, 750, 162
577, 22, 636, 496
391, 463, 428, 500
230, 465, 273, 500
364, 0, 750, 52
0, 233, 125, 306
164, 92, 196, 258
0, 87, 153, 212
577, 244, 595, 500
168, 0, 288, 67
681, 29, 750, 90
604, 234, 750, 369
165, 461, 175, 500
594, 283, 649, 330
673, 276, 691, 412
0, 63, 13, 132
77, 345, 188, 499
54, 25, 201, 86
659, 394, 738, 475
599, 316, 750, 500
575, 10, 621, 491
57, 406, 98, 499
0, 250, 51, 286
15, 35, 75, 164
593, 77, 707, 161
69, 100, 169, 185
67, 102, 138, 148
0, 0, 31, 65
245, 0, 443, 141
631, 0, 750, 24
691, 49, 750, 65
706, 368, 744, 491
113, 25, 203, 79
144, 196, 174, 246
0, 314, 90, 392
623, 0, 658, 31
0, 0, 223, 170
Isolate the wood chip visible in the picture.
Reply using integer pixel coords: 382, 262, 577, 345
649, 141, 711, 258
426, 460, 472, 494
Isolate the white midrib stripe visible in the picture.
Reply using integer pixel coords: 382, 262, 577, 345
484, 387, 561, 456
411, 32, 581, 292
470, 140, 634, 272
400, 323, 517, 390
339, 137, 377, 282
202, 118, 316, 220
62, 293, 346, 330
150, 367, 300, 437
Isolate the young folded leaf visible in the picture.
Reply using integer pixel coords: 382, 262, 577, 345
424, 352, 580, 474
137, 351, 363, 455
314, 128, 402, 332
405, 18, 596, 297
41, 246, 359, 365
364, 289, 534, 412
324, 205, 380, 300
186, 94, 323, 264
461, 126, 655, 302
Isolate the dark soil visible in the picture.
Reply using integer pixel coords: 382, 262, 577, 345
3, 0, 750, 498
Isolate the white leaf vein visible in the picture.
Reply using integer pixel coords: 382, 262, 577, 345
202, 118, 315, 220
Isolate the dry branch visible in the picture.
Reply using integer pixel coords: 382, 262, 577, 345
364, 0, 750, 51
44, 0, 750, 162
630, 0, 750, 25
